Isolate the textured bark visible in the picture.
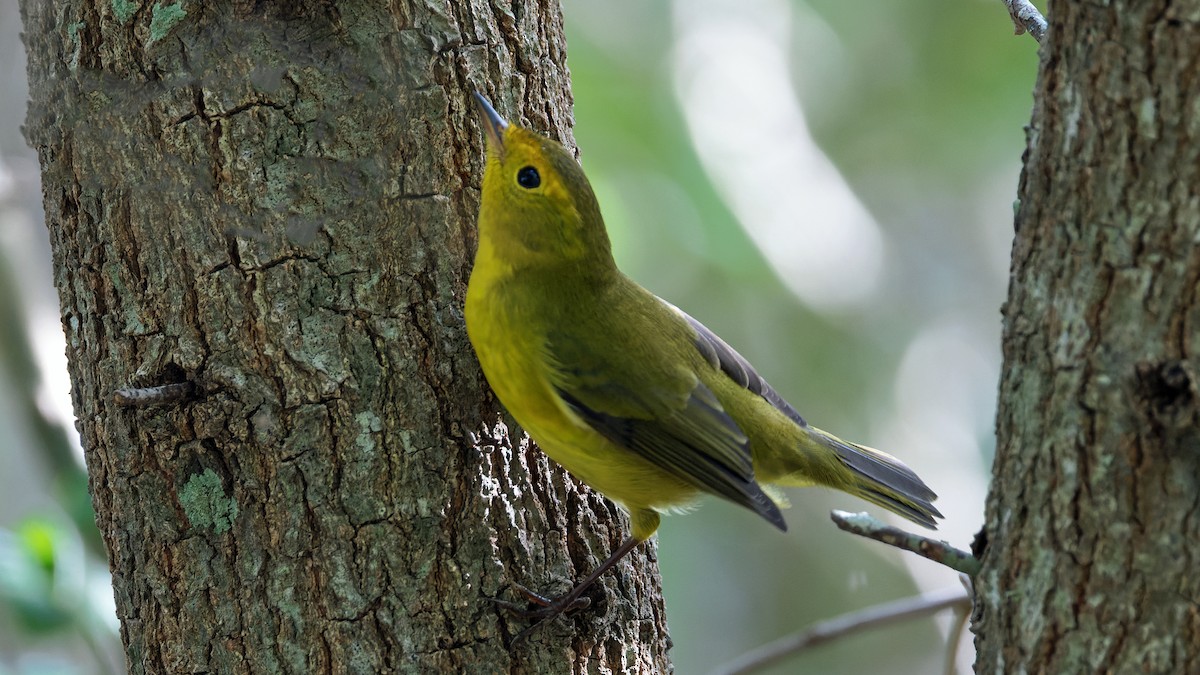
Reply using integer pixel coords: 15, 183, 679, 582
20, 1, 670, 673
975, 1, 1200, 673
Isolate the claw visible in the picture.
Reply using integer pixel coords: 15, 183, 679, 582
488, 537, 644, 644
489, 583, 592, 620
488, 584, 596, 646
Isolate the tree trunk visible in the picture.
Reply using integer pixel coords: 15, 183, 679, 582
19, 1, 670, 672
975, 1, 1200, 672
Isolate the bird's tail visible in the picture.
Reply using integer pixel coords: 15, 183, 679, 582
807, 426, 942, 529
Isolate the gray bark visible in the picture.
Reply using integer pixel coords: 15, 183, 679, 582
975, 1, 1200, 672
19, 1, 671, 672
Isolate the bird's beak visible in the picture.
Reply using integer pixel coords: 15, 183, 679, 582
472, 91, 508, 156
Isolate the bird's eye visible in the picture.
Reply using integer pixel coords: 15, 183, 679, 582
516, 166, 541, 189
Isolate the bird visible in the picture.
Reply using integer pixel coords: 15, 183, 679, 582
464, 91, 940, 636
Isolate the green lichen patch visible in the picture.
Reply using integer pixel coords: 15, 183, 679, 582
179, 469, 239, 534
149, 1, 187, 42
111, 0, 139, 24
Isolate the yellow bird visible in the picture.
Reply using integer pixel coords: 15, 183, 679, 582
465, 92, 940, 631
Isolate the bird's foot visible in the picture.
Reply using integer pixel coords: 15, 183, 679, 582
498, 582, 592, 618
490, 583, 593, 644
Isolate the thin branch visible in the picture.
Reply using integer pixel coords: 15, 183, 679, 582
942, 605, 971, 675
942, 578, 973, 675
77, 620, 119, 675
830, 510, 982, 576
1004, 0, 1048, 43
713, 586, 971, 675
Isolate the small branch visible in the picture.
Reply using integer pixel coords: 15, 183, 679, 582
942, 594, 972, 675
1004, 0, 1047, 43
830, 510, 981, 577
113, 381, 195, 407
713, 586, 971, 675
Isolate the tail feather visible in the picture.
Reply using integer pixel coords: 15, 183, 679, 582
809, 427, 942, 529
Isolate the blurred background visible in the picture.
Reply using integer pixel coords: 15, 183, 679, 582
0, 0, 1037, 672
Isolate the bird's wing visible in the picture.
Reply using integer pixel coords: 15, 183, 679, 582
664, 300, 808, 428
545, 321, 786, 531
666, 301, 942, 527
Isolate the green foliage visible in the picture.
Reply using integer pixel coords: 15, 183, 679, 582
0, 517, 117, 669
0, 519, 76, 633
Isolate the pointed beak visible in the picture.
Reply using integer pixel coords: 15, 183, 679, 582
472, 91, 508, 155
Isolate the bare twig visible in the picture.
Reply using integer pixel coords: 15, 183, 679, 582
830, 510, 981, 576
113, 381, 195, 407
1004, 0, 1048, 43
942, 576, 974, 675
943, 603, 971, 675
713, 586, 971, 675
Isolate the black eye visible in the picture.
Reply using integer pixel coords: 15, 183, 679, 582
516, 166, 541, 189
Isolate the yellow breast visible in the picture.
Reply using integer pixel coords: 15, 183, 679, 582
465, 270, 698, 514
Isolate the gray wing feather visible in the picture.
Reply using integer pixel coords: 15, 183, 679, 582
665, 301, 807, 428
555, 382, 787, 531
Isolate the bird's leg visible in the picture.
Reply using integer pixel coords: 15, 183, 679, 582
494, 536, 643, 642
507, 536, 641, 614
